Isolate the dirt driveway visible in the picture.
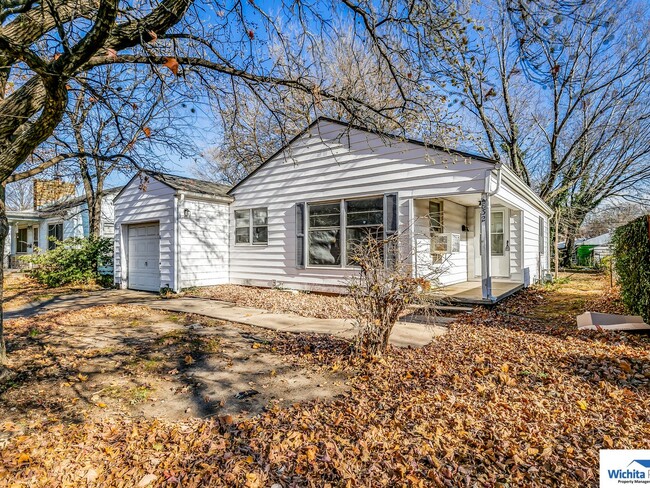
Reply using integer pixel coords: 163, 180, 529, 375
1, 305, 348, 430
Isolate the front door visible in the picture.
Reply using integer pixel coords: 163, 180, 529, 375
490, 209, 510, 278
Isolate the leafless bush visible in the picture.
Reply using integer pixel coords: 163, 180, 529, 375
345, 227, 449, 356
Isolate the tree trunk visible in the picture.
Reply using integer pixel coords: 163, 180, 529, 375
561, 234, 575, 268
88, 193, 103, 237
0, 186, 8, 365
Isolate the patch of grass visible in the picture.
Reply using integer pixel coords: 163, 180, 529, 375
129, 386, 153, 404
101, 385, 154, 404
141, 357, 166, 373
198, 337, 221, 353
28, 328, 41, 338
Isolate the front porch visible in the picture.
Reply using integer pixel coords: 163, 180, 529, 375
439, 280, 524, 305
412, 191, 528, 304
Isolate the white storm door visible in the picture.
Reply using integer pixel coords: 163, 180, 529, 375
490, 209, 510, 278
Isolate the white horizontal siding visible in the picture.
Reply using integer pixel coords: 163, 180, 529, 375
101, 196, 116, 238
413, 198, 468, 286
114, 176, 176, 291
178, 198, 230, 288
230, 120, 492, 291
494, 182, 550, 284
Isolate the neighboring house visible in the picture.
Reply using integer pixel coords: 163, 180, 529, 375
557, 232, 612, 266
577, 232, 612, 266
5, 187, 121, 268
113, 118, 552, 303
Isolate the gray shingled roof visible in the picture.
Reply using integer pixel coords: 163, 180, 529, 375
38, 186, 123, 216
148, 172, 231, 197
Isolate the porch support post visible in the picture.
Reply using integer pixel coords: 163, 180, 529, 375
480, 193, 493, 301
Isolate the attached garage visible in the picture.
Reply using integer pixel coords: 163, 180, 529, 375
127, 223, 160, 292
114, 171, 232, 293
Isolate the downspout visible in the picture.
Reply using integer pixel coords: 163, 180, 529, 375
480, 164, 502, 302
174, 193, 185, 293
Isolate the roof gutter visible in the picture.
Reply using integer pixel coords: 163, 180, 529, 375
177, 190, 233, 204
486, 163, 502, 196
500, 166, 553, 216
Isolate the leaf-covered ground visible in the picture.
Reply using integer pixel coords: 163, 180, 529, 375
0, 305, 347, 427
2, 273, 649, 487
2, 272, 103, 311
182, 284, 355, 319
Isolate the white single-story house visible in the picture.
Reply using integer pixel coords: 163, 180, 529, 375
5, 187, 120, 268
113, 118, 552, 303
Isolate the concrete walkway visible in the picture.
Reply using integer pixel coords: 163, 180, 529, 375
5, 290, 447, 348
145, 298, 446, 348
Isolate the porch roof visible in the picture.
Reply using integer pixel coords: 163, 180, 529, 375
7, 210, 42, 222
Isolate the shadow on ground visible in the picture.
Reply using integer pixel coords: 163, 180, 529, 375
0, 306, 348, 427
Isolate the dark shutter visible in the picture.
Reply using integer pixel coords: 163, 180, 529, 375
384, 193, 398, 235
296, 203, 305, 268
384, 193, 398, 268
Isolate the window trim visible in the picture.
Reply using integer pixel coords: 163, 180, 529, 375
234, 207, 268, 246
16, 227, 28, 254
490, 210, 506, 257
47, 222, 64, 251
251, 208, 269, 245
306, 195, 387, 269
32, 225, 39, 250
306, 199, 343, 267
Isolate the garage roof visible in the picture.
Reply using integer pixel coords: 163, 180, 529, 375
147, 172, 232, 197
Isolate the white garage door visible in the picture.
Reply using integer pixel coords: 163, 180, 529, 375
128, 223, 160, 292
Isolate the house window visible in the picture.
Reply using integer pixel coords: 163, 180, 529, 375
306, 196, 386, 267
252, 208, 268, 244
16, 228, 28, 253
308, 202, 341, 265
32, 226, 39, 250
491, 211, 505, 256
345, 197, 384, 265
235, 208, 268, 245
48, 223, 63, 250
429, 200, 443, 234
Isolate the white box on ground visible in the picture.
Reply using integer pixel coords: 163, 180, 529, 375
577, 312, 650, 331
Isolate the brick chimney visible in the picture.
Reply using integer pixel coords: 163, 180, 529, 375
33, 179, 76, 210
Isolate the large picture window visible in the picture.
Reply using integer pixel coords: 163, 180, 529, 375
345, 197, 384, 265
307, 196, 386, 267
235, 208, 268, 245
308, 202, 341, 265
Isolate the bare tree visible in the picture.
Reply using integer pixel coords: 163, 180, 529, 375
31, 65, 195, 236
431, 0, 650, 263
580, 201, 650, 239
4, 178, 32, 210
0, 0, 466, 364
345, 226, 448, 356
195, 25, 458, 184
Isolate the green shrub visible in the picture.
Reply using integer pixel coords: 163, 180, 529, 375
21, 236, 113, 288
612, 216, 650, 322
